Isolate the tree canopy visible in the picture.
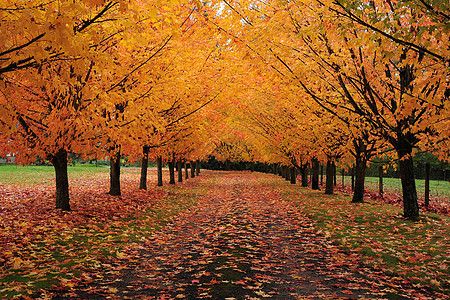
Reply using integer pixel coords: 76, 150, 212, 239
0, 0, 448, 219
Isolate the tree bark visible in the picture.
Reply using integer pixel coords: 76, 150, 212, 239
109, 151, 121, 196
325, 160, 334, 195
51, 149, 70, 211
168, 160, 175, 184
320, 165, 324, 185
190, 161, 195, 178
300, 165, 308, 187
396, 137, 419, 220
352, 157, 367, 203
425, 163, 430, 207
177, 160, 183, 182
157, 156, 163, 186
333, 163, 337, 187
184, 162, 189, 179
312, 158, 320, 190
290, 167, 296, 184
285, 166, 290, 181
139, 146, 149, 190
196, 160, 200, 176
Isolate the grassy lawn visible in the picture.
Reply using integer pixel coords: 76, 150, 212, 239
0, 163, 108, 185
338, 175, 450, 200
363, 176, 450, 198
271, 176, 449, 294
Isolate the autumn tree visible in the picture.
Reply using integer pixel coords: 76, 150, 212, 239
0, 1, 131, 210
287, 0, 449, 218
214, 0, 448, 219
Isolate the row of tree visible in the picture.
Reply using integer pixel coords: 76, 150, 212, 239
1, 0, 448, 221
209, 0, 448, 220
0, 0, 230, 210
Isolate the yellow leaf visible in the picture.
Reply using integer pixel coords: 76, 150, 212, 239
11, 257, 23, 269
116, 251, 126, 259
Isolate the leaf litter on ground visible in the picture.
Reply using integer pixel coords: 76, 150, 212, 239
0, 170, 448, 299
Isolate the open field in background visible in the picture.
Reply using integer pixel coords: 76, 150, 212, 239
1, 163, 449, 197
0, 164, 168, 188
0, 163, 108, 186
362, 176, 450, 199
333, 175, 450, 199
309, 174, 449, 215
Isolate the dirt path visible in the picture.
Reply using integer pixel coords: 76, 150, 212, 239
58, 171, 439, 299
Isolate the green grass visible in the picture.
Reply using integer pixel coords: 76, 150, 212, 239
337, 175, 450, 199
0, 163, 108, 185
270, 177, 450, 294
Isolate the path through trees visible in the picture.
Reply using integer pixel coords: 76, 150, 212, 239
58, 172, 440, 299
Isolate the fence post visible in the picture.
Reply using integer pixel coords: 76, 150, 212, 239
379, 165, 383, 197
425, 163, 430, 207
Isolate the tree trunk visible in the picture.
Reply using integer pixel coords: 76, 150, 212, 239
290, 167, 296, 184
333, 163, 337, 187
178, 160, 183, 183
301, 166, 308, 187
341, 168, 345, 187
139, 146, 149, 190
320, 165, 324, 185
184, 162, 189, 179
425, 163, 430, 207
51, 149, 70, 211
157, 156, 163, 186
168, 160, 175, 184
396, 67, 419, 220
396, 140, 419, 220
285, 166, 290, 181
352, 157, 366, 203
312, 158, 320, 190
190, 161, 195, 178
109, 151, 121, 196
325, 160, 334, 194
196, 160, 200, 176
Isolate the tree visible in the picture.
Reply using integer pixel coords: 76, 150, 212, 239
0, 1, 130, 209
221, 0, 448, 219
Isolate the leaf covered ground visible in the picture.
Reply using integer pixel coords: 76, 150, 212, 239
0, 169, 448, 299
0, 168, 200, 298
